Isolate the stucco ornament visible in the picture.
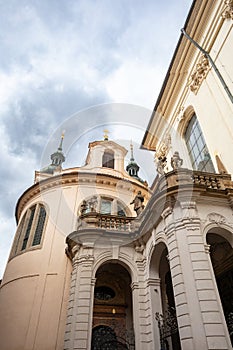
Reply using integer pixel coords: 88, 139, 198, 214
222, 0, 233, 20
207, 212, 226, 224
189, 54, 210, 94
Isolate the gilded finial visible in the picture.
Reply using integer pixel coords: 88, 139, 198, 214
103, 129, 109, 141
58, 131, 65, 151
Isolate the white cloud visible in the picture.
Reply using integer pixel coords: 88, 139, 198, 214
0, 0, 193, 277
105, 60, 165, 108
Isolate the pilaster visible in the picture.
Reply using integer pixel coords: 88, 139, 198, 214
163, 203, 231, 349
146, 278, 162, 350
64, 245, 94, 350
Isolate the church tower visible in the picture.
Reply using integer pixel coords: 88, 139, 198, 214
0, 133, 150, 350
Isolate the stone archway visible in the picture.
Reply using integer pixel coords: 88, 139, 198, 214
207, 231, 233, 345
91, 262, 134, 349
149, 242, 181, 350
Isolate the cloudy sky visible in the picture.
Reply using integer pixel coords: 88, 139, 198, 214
0, 0, 193, 277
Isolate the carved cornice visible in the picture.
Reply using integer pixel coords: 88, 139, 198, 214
222, 0, 233, 20
188, 54, 210, 94
16, 171, 150, 221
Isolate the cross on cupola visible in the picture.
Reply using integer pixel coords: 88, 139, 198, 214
103, 129, 109, 141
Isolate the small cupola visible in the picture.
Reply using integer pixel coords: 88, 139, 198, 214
126, 142, 140, 178
83, 130, 127, 173
50, 133, 65, 166
40, 133, 65, 174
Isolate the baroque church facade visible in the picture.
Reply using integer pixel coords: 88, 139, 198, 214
1, 0, 233, 349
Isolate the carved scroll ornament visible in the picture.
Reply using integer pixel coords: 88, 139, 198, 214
188, 54, 210, 94
222, 0, 233, 20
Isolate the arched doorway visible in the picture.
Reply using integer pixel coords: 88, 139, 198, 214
150, 243, 181, 350
207, 231, 233, 345
91, 262, 134, 349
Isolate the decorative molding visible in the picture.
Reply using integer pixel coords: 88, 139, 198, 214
131, 282, 139, 291
222, 0, 233, 20
180, 201, 196, 210
207, 212, 226, 224
146, 278, 161, 288
188, 54, 210, 94
204, 244, 211, 254
161, 207, 173, 220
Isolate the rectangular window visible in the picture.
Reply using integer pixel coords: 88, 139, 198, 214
185, 114, 215, 172
100, 199, 112, 214
21, 206, 36, 250
32, 206, 46, 246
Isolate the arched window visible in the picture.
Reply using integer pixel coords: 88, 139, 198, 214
100, 197, 127, 216
184, 114, 214, 172
11, 203, 47, 258
102, 150, 114, 169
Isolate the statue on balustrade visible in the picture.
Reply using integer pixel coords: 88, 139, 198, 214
130, 191, 145, 216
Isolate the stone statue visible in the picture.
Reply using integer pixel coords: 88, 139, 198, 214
171, 151, 183, 170
80, 200, 88, 215
87, 196, 98, 212
156, 156, 167, 175
130, 191, 145, 216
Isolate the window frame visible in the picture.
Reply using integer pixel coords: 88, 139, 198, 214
184, 113, 215, 173
80, 195, 128, 217
10, 203, 47, 259
102, 150, 115, 169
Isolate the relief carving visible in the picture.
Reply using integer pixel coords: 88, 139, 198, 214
207, 212, 226, 224
155, 134, 171, 160
188, 54, 210, 94
222, 0, 233, 20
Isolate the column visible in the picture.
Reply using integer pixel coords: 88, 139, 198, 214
146, 278, 162, 350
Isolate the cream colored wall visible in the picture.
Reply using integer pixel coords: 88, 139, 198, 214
143, 193, 233, 350
156, 4, 233, 176
0, 165, 149, 349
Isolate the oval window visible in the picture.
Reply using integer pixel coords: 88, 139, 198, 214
94, 286, 115, 300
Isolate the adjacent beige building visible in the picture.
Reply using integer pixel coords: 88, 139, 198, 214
0, 0, 233, 349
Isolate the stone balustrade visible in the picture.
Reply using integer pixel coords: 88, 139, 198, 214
73, 169, 233, 238
156, 168, 233, 192
78, 212, 135, 232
